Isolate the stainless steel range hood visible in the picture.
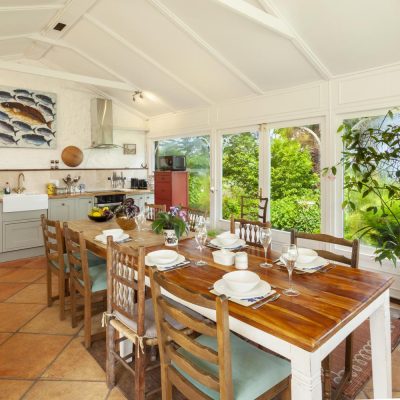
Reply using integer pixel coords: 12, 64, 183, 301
90, 98, 118, 148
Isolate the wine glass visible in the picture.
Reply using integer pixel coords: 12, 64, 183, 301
194, 217, 206, 249
195, 227, 207, 266
134, 212, 146, 240
281, 244, 299, 296
259, 228, 272, 268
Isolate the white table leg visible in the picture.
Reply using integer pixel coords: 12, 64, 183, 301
290, 346, 322, 400
370, 290, 392, 398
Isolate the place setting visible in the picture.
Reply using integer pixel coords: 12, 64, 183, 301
94, 228, 132, 244
145, 249, 191, 272
206, 231, 248, 251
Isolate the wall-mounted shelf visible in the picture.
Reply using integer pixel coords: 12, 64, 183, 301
0, 168, 148, 172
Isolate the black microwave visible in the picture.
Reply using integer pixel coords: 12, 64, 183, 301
158, 155, 186, 171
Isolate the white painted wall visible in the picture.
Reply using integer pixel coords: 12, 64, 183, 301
0, 69, 147, 170
148, 64, 400, 298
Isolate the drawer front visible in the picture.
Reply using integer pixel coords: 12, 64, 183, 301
155, 172, 171, 183
3, 219, 43, 252
155, 183, 171, 199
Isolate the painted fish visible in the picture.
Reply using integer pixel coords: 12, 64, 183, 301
0, 91, 15, 102
34, 94, 55, 107
37, 103, 55, 119
15, 95, 37, 107
34, 127, 55, 137
0, 120, 16, 135
14, 89, 33, 97
0, 133, 19, 145
0, 110, 11, 122
22, 134, 52, 147
13, 121, 33, 133
1, 102, 50, 128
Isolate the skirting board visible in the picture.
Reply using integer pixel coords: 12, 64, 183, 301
0, 246, 44, 263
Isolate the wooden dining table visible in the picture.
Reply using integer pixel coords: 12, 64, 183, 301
68, 219, 394, 400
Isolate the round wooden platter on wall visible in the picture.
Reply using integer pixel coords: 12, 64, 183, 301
61, 146, 84, 167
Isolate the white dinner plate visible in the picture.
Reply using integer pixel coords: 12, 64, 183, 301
279, 255, 328, 270
147, 250, 179, 265
145, 254, 185, 270
213, 279, 271, 299
95, 233, 129, 244
210, 238, 246, 249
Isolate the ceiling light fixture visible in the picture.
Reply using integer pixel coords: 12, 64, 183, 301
132, 90, 144, 102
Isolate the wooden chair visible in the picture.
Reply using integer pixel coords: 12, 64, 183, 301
149, 266, 291, 400
230, 216, 271, 248
105, 238, 160, 400
240, 195, 269, 223
290, 230, 360, 400
145, 203, 166, 221
41, 214, 69, 320
181, 206, 207, 231
64, 223, 107, 348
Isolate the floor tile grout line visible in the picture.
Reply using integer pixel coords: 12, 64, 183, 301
0, 282, 31, 302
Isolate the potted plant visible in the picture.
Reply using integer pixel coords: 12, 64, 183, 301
323, 110, 400, 265
114, 198, 140, 230
152, 206, 189, 246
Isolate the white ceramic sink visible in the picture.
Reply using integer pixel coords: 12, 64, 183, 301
2, 193, 49, 213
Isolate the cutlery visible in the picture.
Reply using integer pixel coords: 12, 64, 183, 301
252, 293, 281, 309
162, 260, 191, 272
319, 265, 335, 273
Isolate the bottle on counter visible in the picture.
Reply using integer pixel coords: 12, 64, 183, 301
4, 182, 10, 195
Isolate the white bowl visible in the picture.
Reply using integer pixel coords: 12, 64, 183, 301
222, 270, 260, 293
147, 250, 179, 265
216, 232, 239, 247
297, 248, 318, 264
212, 249, 235, 266
102, 229, 124, 240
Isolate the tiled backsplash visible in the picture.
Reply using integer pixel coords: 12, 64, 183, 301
0, 169, 148, 194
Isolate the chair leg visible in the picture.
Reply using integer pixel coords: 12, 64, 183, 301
161, 366, 173, 400
322, 356, 332, 400
134, 340, 146, 400
281, 383, 291, 400
106, 323, 116, 389
58, 273, 65, 321
46, 266, 52, 307
84, 293, 92, 349
70, 280, 77, 328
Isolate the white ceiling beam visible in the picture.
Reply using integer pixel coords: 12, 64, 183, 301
0, 60, 136, 91
257, 0, 332, 79
84, 14, 213, 105
210, 0, 294, 39
146, 0, 264, 95
0, 33, 36, 41
0, 5, 62, 12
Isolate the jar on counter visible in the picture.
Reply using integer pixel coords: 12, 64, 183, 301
47, 183, 56, 195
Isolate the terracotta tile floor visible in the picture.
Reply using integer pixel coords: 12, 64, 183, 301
0, 255, 398, 400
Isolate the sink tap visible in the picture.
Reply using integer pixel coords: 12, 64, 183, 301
13, 173, 25, 194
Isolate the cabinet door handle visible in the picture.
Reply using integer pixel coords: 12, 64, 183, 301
61, 203, 65, 206
88, 201, 92, 204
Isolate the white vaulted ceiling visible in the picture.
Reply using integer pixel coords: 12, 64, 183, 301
0, 0, 399, 118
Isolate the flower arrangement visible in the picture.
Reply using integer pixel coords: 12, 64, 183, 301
152, 206, 189, 239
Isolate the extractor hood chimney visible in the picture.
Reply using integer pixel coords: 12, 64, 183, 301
90, 98, 117, 148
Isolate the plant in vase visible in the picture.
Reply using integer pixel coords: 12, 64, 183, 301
152, 206, 189, 246
114, 198, 140, 230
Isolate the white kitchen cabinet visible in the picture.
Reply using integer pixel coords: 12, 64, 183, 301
3, 219, 43, 252
145, 193, 154, 204
75, 197, 94, 219
48, 198, 75, 221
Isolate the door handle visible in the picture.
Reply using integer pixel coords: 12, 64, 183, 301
210, 187, 215, 194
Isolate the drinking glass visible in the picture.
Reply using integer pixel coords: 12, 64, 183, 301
195, 227, 208, 266
281, 244, 299, 296
259, 228, 272, 268
194, 217, 206, 249
135, 212, 146, 240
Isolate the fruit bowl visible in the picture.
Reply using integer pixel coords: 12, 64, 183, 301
88, 206, 113, 222
88, 213, 113, 222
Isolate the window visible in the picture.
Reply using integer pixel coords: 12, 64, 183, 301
221, 131, 259, 220
269, 125, 321, 233
154, 136, 210, 212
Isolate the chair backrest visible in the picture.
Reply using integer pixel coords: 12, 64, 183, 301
41, 214, 65, 270
106, 237, 146, 335
63, 223, 91, 289
230, 216, 271, 248
181, 206, 207, 232
240, 195, 269, 223
149, 267, 233, 400
145, 203, 166, 221
290, 230, 360, 268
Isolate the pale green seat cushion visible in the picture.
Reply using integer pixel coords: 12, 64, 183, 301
78, 264, 107, 293
176, 333, 291, 400
50, 251, 105, 272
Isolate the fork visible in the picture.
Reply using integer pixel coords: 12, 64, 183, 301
252, 293, 281, 309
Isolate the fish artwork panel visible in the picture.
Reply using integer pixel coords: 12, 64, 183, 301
0, 86, 56, 148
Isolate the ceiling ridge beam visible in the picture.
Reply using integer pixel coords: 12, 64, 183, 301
257, 0, 331, 79
210, 0, 293, 39
0, 33, 37, 41
0, 5, 63, 12
146, 0, 264, 95
0, 60, 136, 91
28, 34, 177, 113
84, 13, 213, 105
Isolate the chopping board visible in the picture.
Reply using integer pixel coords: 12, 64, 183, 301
61, 146, 83, 167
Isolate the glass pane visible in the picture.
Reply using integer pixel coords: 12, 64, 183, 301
154, 136, 210, 212
269, 125, 321, 233
343, 114, 400, 246
222, 131, 259, 220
